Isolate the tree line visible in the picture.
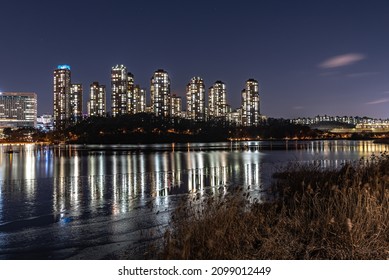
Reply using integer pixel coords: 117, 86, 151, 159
1, 113, 324, 144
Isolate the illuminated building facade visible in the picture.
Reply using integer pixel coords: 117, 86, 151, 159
171, 94, 182, 118
70, 84, 83, 123
0, 92, 37, 128
111, 65, 128, 117
127, 72, 135, 114
131, 85, 146, 114
186, 77, 205, 121
241, 79, 260, 126
228, 108, 242, 126
151, 69, 171, 117
53, 64, 71, 128
88, 82, 106, 117
208, 81, 227, 119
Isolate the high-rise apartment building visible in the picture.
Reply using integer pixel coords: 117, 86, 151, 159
186, 77, 205, 121
0, 92, 37, 128
208, 81, 227, 119
127, 72, 135, 114
88, 82, 106, 117
70, 84, 83, 123
131, 85, 146, 114
241, 79, 260, 126
53, 65, 71, 128
171, 94, 182, 118
111, 65, 128, 117
53, 65, 83, 128
151, 69, 171, 117
126, 75, 146, 115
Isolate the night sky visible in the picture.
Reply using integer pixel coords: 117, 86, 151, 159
1, 0, 388, 118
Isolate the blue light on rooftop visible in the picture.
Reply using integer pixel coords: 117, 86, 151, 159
57, 64, 71, 70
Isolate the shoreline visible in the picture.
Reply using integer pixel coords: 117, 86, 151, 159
2, 139, 387, 154
1, 137, 387, 146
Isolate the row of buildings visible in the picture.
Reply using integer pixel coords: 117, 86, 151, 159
53, 64, 262, 129
291, 115, 389, 126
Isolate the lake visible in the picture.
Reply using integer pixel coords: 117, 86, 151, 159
0, 140, 387, 259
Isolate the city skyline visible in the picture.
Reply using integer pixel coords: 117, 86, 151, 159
51, 64, 262, 126
1, 0, 389, 118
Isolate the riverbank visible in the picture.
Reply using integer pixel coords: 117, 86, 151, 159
155, 154, 389, 259
0, 141, 51, 145
1, 137, 385, 147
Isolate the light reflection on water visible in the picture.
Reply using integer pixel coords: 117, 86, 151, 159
0, 140, 388, 259
0, 140, 388, 216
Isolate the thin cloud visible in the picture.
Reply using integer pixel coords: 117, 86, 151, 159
318, 71, 339, 77
366, 98, 389, 105
346, 72, 378, 78
318, 53, 366, 69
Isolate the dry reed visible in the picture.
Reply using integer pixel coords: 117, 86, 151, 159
157, 153, 389, 259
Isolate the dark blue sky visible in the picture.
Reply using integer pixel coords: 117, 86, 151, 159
1, 0, 388, 118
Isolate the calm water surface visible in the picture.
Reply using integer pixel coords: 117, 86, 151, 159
0, 140, 387, 259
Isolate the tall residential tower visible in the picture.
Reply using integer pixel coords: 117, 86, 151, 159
171, 94, 182, 118
208, 81, 227, 120
131, 85, 146, 114
111, 65, 128, 117
150, 69, 171, 117
70, 84, 83, 123
53, 65, 71, 128
241, 79, 260, 126
88, 82, 106, 117
53, 65, 83, 128
186, 77, 205, 121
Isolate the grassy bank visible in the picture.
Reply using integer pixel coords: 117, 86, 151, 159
156, 153, 389, 259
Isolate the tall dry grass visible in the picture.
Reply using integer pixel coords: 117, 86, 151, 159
158, 153, 389, 259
